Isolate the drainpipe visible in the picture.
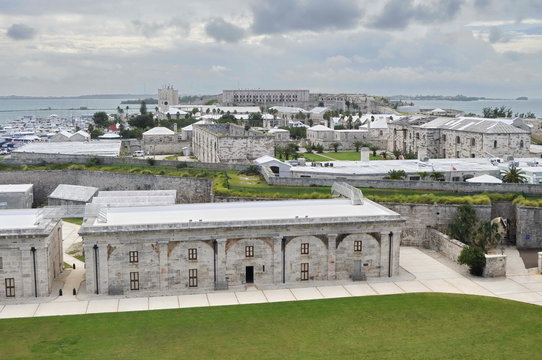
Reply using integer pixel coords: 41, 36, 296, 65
31, 247, 37, 297
388, 232, 393, 277
213, 240, 217, 284
93, 244, 99, 294
282, 237, 286, 284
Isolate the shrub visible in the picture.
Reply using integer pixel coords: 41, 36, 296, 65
176, 162, 188, 169
449, 204, 478, 245
239, 165, 260, 176
67, 164, 85, 170
147, 158, 156, 166
86, 157, 100, 167
458, 245, 486, 276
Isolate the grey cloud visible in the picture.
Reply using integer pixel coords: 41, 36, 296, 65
251, 0, 363, 34
132, 19, 189, 38
204, 18, 245, 43
488, 27, 503, 43
368, 0, 464, 30
6, 24, 37, 40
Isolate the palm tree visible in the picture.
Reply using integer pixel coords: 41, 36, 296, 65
384, 170, 407, 180
418, 171, 429, 180
368, 145, 379, 157
380, 151, 388, 160
474, 221, 501, 253
502, 165, 527, 183
353, 141, 365, 152
330, 142, 341, 152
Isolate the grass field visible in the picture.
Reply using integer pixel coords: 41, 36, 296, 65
0, 294, 539, 359
62, 218, 83, 226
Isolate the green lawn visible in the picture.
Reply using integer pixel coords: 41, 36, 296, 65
0, 294, 539, 359
62, 218, 83, 226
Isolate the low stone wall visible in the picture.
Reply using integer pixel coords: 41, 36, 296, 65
0, 170, 212, 205
425, 228, 506, 277
262, 170, 542, 195
483, 255, 507, 278
538, 252, 542, 274
6, 152, 248, 171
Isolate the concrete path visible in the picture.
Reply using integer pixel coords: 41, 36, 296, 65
1, 247, 541, 319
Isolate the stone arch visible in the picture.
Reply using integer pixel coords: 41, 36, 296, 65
284, 235, 328, 283
225, 238, 274, 286
336, 234, 381, 279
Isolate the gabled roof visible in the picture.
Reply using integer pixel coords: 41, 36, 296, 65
74, 130, 90, 137
309, 125, 332, 131
419, 117, 528, 134
143, 127, 175, 135
268, 128, 289, 134
49, 184, 98, 202
465, 174, 503, 183
309, 107, 328, 114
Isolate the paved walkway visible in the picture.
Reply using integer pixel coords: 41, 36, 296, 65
1, 245, 541, 319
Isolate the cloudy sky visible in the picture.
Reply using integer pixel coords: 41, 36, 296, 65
1, 0, 542, 97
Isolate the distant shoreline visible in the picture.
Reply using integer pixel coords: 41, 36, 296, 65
0, 94, 155, 100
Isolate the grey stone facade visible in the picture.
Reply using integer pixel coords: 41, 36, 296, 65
222, 90, 309, 106
192, 124, 274, 163
0, 210, 63, 298
80, 196, 404, 296
0, 184, 33, 209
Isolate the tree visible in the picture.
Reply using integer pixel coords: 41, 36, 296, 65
330, 142, 341, 152
368, 145, 379, 156
283, 143, 299, 160
315, 144, 324, 153
458, 245, 486, 276
380, 151, 388, 160
274, 146, 284, 159
217, 114, 237, 124
129, 114, 154, 129
502, 165, 527, 183
473, 221, 501, 253
248, 112, 263, 127
430, 171, 445, 181
384, 169, 406, 180
92, 112, 110, 128
353, 141, 365, 152
139, 101, 147, 115
418, 171, 429, 180
449, 204, 478, 245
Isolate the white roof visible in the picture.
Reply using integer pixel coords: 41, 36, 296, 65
87, 198, 401, 227
0, 184, 33, 193
14, 141, 121, 156
49, 184, 99, 202
270, 106, 308, 114
309, 125, 332, 131
268, 128, 289, 134
309, 107, 328, 114
182, 120, 208, 131
143, 127, 175, 135
98, 133, 121, 139
254, 155, 290, 167
0, 209, 40, 230
74, 130, 90, 137
465, 174, 503, 183
431, 108, 446, 113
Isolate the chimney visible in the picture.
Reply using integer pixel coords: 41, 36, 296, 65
361, 147, 370, 162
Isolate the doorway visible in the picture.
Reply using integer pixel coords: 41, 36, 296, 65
245, 266, 254, 284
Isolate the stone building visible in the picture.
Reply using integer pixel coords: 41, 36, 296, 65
48, 184, 99, 206
142, 127, 183, 155
388, 117, 531, 159
79, 184, 404, 296
307, 125, 368, 150
0, 184, 33, 209
158, 85, 179, 113
222, 90, 309, 106
192, 123, 274, 163
0, 209, 63, 298
267, 128, 290, 145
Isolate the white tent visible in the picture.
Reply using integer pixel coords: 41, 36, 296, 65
465, 174, 503, 184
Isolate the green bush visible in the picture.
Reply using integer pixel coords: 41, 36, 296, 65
176, 163, 188, 169
238, 165, 260, 176
67, 164, 85, 170
147, 158, 156, 166
458, 245, 486, 276
85, 157, 101, 167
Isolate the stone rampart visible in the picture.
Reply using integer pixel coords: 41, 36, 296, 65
5, 152, 248, 171
516, 205, 542, 248
262, 170, 542, 195
0, 171, 212, 205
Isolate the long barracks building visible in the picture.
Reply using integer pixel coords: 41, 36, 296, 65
79, 184, 404, 296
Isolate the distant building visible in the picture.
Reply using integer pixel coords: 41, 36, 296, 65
158, 85, 179, 113
0, 209, 63, 298
267, 128, 290, 145
388, 117, 531, 159
307, 125, 368, 151
142, 127, 183, 155
0, 184, 33, 209
222, 90, 309, 106
192, 123, 274, 163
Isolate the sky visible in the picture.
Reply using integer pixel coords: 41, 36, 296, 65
1, 0, 542, 98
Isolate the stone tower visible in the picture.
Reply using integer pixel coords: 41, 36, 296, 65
158, 85, 179, 112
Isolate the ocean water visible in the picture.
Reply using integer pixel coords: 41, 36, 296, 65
0, 97, 147, 124
411, 98, 542, 118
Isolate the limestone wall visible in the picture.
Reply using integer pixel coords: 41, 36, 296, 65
483, 255, 507, 277
0, 171, 212, 205
516, 206, 542, 248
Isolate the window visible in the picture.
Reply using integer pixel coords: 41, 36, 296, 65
494, 140, 497, 148
301, 243, 309, 255
456, 136, 461, 144
188, 248, 197, 260
456, 151, 460, 158
301, 263, 309, 281
471, 138, 476, 146
416, 133, 420, 140
442, 134, 447, 142
354, 241, 362, 252
5, 278, 15, 297
520, 140, 524, 149
189, 269, 198, 287
245, 246, 254, 258
129, 251, 138, 263
471, 154, 475, 158
130, 272, 139, 290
